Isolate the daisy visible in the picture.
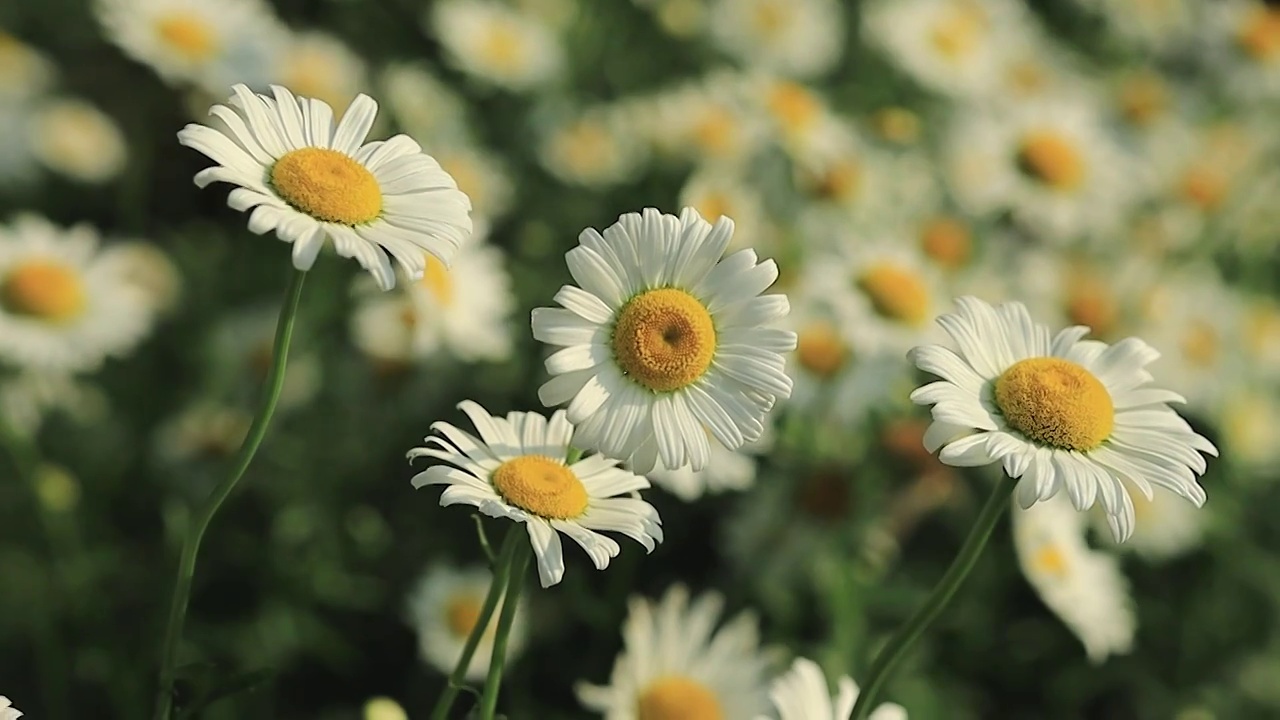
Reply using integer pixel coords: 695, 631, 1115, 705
379, 62, 469, 144
405, 563, 529, 680
532, 207, 796, 473
428, 0, 565, 91
274, 31, 368, 118
0, 31, 56, 100
408, 400, 664, 588
0, 696, 20, 720
915, 214, 974, 273
1219, 388, 1280, 477
537, 107, 649, 188
1010, 248, 1156, 344
706, 0, 844, 79
750, 77, 833, 155
177, 84, 472, 290
909, 296, 1218, 541
755, 657, 906, 720
1012, 494, 1135, 663
644, 73, 769, 166
28, 97, 128, 184
576, 584, 775, 719
1205, 0, 1280, 101
0, 214, 159, 372
95, 0, 284, 92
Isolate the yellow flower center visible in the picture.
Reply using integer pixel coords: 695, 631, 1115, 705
1118, 73, 1169, 127
766, 82, 821, 134
796, 322, 849, 378
490, 455, 588, 520
919, 216, 971, 269
1007, 59, 1050, 96
994, 357, 1115, 452
930, 5, 985, 60
1180, 320, 1219, 368
1065, 284, 1119, 340
419, 255, 454, 305
612, 288, 717, 393
857, 264, 930, 326
691, 107, 740, 157
1017, 130, 1085, 191
155, 12, 219, 61
1032, 545, 1069, 576
1177, 166, 1229, 212
480, 21, 524, 72
872, 107, 921, 145
810, 159, 861, 202
637, 676, 723, 720
556, 119, 614, 177
1238, 7, 1280, 62
1, 261, 87, 323
445, 594, 484, 638
270, 147, 383, 225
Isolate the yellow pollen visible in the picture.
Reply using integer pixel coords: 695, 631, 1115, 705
691, 108, 739, 157
1177, 166, 1229, 212
480, 22, 524, 72
1118, 74, 1169, 127
1181, 320, 1219, 368
419, 255, 454, 305
270, 147, 382, 225
919, 216, 971, 269
491, 455, 588, 520
1238, 7, 1280, 62
637, 676, 723, 720
1017, 130, 1085, 191
930, 6, 985, 60
444, 594, 484, 638
767, 82, 821, 133
796, 323, 849, 378
155, 12, 219, 60
1, 261, 87, 323
1033, 545, 1069, 576
612, 288, 717, 393
994, 357, 1114, 451
857, 264, 930, 326
873, 107, 921, 144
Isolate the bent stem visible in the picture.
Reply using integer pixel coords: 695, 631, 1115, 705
430, 528, 523, 720
152, 268, 307, 720
477, 540, 531, 720
850, 472, 1018, 720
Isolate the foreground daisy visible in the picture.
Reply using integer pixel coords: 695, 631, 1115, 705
532, 207, 796, 473
909, 296, 1217, 541
405, 563, 529, 680
178, 84, 472, 290
755, 657, 906, 720
408, 401, 663, 587
576, 584, 774, 718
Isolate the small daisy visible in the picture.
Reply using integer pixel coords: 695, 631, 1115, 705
0, 214, 158, 372
1012, 494, 1135, 663
405, 563, 529, 680
532, 207, 796, 473
537, 107, 649, 188
915, 214, 974, 273
379, 62, 470, 144
0, 696, 21, 720
275, 31, 368, 118
909, 296, 1217, 541
576, 584, 775, 719
431, 145, 515, 225
644, 74, 769, 166
408, 400, 664, 588
750, 77, 833, 155
28, 97, 128, 184
678, 165, 766, 252
428, 0, 565, 91
707, 0, 844, 79
755, 657, 906, 720
95, 0, 284, 92
647, 425, 772, 501
178, 84, 472, 290
0, 31, 56, 100
1011, 248, 1156, 343
210, 304, 322, 411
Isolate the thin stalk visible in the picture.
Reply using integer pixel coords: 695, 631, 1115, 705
152, 268, 307, 720
850, 472, 1018, 720
477, 541, 531, 720
430, 529, 523, 720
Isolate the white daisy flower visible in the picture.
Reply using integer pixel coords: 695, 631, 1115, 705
275, 31, 368, 118
428, 0, 565, 91
643, 73, 770, 166
647, 425, 772, 501
177, 84, 472, 290
909, 296, 1217, 542
0, 214, 158, 372
914, 214, 974, 273
1012, 493, 1135, 663
0, 696, 21, 720
95, 0, 284, 92
532, 207, 796, 474
707, 0, 844, 79
1010, 248, 1156, 344
28, 97, 128, 184
537, 107, 649, 188
754, 657, 906, 720
405, 563, 529, 681
408, 400, 664, 588
0, 31, 56, 100
576, 584, 775, 719
379, 62, 470, 144
749, 77, 833, 155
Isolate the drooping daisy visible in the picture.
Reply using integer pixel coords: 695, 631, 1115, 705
909, 296, 1218, 541
274, 31, 368, 118
754, 657, 906, 720
0, 696, 21, 720
706, 0, 844, 79
0, 31, 56, 100
405, 563, 529, 680
532, 207, 796, 473
178, 84, 472, 290
428, 0, 565, 91
409, 401, 664, 588
28, 97, 128, 184
0, 214, 159, 372
576, 584, 775, 719
537, 107, 649, 188
1012, 494, 1135, 663
95, 0, 284, 92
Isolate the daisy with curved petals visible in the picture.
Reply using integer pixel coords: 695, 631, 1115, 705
755, 658, 906, 720
533, 207, 795, 474
909, 296, 1217, 542
178, 84, 472, 290
408, 401, 663, 588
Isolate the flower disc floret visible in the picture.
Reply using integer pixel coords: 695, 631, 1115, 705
612, 288, 717, 393
155, 12, 218, 60
2, 261, 86, 322
491, 455, 588, 519
638, 677, 724, 720
1017, 130, 1085, 191
995, 357, 1115, 452
270, 147, 383, 225
858, 264, 930, 326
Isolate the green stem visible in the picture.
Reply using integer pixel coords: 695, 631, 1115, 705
152, 268, 307, 720
430, 529, 523, 720
477, 541, 531, 720
850, 472, 1018, 720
